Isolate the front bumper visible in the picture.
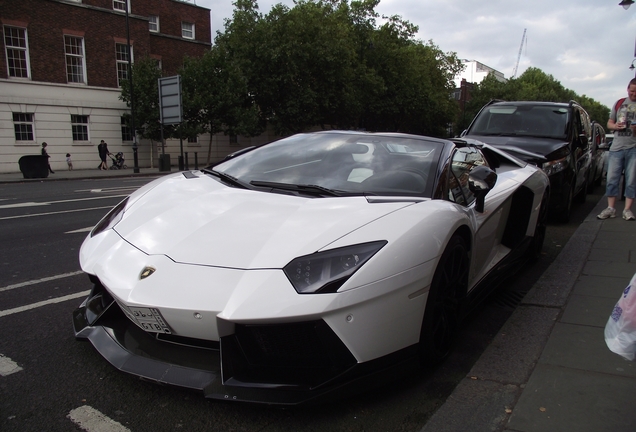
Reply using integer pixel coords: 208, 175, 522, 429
73, 281, 417, 405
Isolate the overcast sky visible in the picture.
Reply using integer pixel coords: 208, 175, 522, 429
192, 0, 636, 112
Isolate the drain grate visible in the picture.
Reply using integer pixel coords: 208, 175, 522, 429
490, 287, 529, 310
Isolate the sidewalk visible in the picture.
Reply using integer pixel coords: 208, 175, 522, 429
0, 166, 169, 183
422, 198, 636, 432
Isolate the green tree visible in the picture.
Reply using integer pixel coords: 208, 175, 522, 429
119, 56, 164, 142
217, 0, 462, 136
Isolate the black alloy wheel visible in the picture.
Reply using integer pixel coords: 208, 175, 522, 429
419, 235, 469, 366
555, 184, 573, 223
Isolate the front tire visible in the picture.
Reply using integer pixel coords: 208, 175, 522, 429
527, 191, 549, 261
554, 184, 573, 223
419, 235, 469, 366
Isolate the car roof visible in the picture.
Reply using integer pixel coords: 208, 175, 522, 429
488, 101, 571, 108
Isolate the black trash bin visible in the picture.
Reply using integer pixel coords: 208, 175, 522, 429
158, 154, 171, 172
18, 155, 49, 179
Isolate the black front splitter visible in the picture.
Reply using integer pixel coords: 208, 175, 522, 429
73, 304, 420, 406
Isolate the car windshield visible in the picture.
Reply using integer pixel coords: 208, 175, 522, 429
212, 132, 443, 197
469, 105, 569, 139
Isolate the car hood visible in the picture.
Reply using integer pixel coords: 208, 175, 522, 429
111, 172, 415, 269
463, 134, 569, 161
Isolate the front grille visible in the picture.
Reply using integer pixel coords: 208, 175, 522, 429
221, 320, 356, 388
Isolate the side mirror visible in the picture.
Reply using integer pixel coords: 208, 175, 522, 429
469, 165, 497, 213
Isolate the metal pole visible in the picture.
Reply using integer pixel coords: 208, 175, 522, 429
125, 0, 140, 173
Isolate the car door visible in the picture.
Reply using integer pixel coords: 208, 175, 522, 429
446, 147, 511, 289
572, 107, 592, 194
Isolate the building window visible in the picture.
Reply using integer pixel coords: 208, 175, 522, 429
113, 0, 128, 12
4, 26, 30, 78
13, 113, 34, 141
64, 35, 86, 84
229, 135, 238, 145
121, 116, 133, 142
116, 43, 133, 87
181, 22, 195, 39
187, 136, 198, 144
149, 16, 159, 32
71, 115, 89, 141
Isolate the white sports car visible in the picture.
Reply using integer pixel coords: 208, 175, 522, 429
73, 131, 549, 404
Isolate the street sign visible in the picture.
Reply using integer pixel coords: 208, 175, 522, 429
158, 75, 182, 125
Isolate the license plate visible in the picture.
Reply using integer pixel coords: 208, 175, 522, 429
126, 306, 172, 334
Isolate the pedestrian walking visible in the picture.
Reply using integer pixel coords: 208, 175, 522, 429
66, 153, 73, 171
598, 78, 636, 221
98, 140, 110, 170
41, 142, 54, 174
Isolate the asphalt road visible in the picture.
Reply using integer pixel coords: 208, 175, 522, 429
0, 177, 605, 432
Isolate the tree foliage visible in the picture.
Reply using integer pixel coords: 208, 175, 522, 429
121, 0, 463, 142
119, 56, 163, 142
461, 67, 609, 133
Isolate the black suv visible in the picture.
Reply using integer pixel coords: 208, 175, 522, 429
461, 100, 593, 222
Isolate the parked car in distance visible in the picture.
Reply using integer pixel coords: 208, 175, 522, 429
601, 133, 613, 178
461, 100, 593, 222
73, 130, 549, 405
589, 121, 607, 190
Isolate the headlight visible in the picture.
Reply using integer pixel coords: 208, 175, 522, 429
90, 197, 129, 237
283, 241, 387, 294
542, 155, 569, 176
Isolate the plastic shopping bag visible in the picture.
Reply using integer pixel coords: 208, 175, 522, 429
605, 272, 636, 361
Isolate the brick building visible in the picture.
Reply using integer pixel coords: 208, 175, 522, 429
0, 0, 213, 173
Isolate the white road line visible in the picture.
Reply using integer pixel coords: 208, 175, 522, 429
68, 406, 131, 432
0, 354, 23, 376
0, 195, 128, 209
0, 290, 90, 318
65, 227, 94, 234
76, 186, 138, 193
0, 271, 84, 293
0, 205, 113, 221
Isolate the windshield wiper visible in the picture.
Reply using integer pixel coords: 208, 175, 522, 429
202, 169, 250, 189
250, 180, 344, 197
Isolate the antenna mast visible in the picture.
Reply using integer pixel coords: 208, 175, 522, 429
512, 29, 527, 78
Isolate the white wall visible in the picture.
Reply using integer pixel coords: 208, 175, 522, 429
0, 79, 274, 173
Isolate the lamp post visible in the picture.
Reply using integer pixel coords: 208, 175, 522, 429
619, 1, 636, 77
125, 0, 140, 173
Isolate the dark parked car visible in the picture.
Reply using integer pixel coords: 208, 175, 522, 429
589, 121, 607, 190
461, 100, 593, 222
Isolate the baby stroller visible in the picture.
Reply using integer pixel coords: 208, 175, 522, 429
109, 152, 127, 170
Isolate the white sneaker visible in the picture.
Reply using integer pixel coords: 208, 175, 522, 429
623, 209, 635, 221
597, 207, 616, 220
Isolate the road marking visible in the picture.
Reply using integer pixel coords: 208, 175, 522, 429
65, 227, 94, 234
76, 186, 138, 193
0, 195, 128, 210
0, 290, 90, 318
68, 406, 131, 432
0, 205, 113, 221
0, 354, 23, 376
0, 271, 84, 293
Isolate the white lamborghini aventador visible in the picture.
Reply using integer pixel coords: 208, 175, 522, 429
73, 130, 549, 404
